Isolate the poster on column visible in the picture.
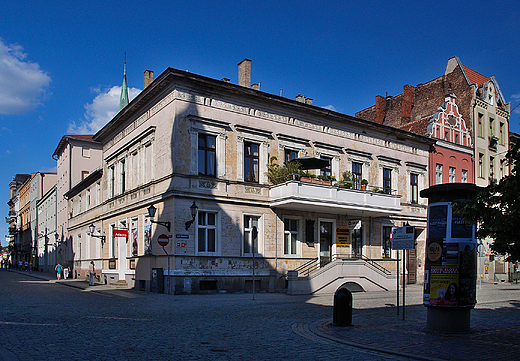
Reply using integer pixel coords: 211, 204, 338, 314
144, 216, 152, 255
131, 219, 138, 257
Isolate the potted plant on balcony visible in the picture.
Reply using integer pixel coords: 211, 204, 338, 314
267, 156, 302, 185
335, 171, 353, 188
361, 178, 368, 190
299, 170, 316, 184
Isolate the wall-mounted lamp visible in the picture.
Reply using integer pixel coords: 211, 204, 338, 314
147, 204, 171, 232
88, 224, 106, 243
185, 201, 198, 231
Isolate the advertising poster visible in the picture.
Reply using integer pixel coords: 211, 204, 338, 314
144, 216, 152, 255
429, 265, 459, 306
131, 219, 138, 257
336, 228, 350, 248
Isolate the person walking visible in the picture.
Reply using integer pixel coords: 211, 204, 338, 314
89, 261, 95, 286
55, 263, 62, 280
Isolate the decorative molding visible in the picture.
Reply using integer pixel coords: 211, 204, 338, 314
198, 180, 218, 189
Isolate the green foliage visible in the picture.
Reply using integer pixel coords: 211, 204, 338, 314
267, 156, 302, 185
361, 178, 368, 186
453, 141, 520, 262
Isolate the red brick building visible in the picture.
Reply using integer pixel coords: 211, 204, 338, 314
356, 56, 510, 189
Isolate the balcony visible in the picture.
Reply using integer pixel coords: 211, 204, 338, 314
269, 180, 401, 217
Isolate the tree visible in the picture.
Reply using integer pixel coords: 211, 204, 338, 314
453, 141, 520, 262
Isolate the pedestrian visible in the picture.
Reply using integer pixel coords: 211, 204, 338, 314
28, 263, 32, 274
63, 265, 70, 279
55, 263, 62, 280
89, 261, 95, 286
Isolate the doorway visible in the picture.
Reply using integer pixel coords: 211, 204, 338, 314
319, 219, 335, 267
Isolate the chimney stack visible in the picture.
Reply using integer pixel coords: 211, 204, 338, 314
238, 59, 251, 88
144, 70, 154, 88
401, 84, 415, 123
374, 95, 386, 124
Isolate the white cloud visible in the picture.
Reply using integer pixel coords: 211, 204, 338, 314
68, 86, 140, 134
511, 93, 520, 114
322, 105, 338, 112
0, 39, 51, 114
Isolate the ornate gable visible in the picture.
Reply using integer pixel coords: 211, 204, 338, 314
426, 93, 472, 147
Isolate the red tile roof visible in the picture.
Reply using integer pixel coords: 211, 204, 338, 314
462, 65, 489, 87
65, 134, 94, 141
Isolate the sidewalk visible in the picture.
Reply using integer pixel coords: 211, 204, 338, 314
307, 283, 520, 361
6, 269, 133, 294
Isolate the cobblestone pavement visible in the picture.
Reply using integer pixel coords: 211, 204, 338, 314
1, 269, 519, 361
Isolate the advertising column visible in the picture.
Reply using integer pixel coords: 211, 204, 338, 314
420, 184, 478, 333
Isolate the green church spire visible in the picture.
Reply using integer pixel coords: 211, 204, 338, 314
119, 58, 129, 111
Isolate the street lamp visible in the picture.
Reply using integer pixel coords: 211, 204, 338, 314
185, 201, 198, 231
147, 204, 171, 232
88, 224, 106, 243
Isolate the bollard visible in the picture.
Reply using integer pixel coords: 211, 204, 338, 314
333, 287, 352, 326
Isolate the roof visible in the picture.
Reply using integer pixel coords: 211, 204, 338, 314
52, 134, 98, 158
461, 65, 489, 87
94, 66, 436, 148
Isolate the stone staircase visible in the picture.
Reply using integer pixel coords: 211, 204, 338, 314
109, 280, 130, 288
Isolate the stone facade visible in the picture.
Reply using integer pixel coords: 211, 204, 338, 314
61, 62, 433, 293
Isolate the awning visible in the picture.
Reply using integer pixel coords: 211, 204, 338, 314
287, 157, 329, 170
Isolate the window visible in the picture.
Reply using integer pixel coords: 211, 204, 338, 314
500, 159, 505, 178
320, 156, 332, 178
109, 165, 115, 198
198, 211, 217, 254
120, 159, 126, 193
478, 113, 484, 138
461, 170, 468, 183
383, 226, 392, 258
81, 171, 89, 181
284, 218, 299, 255
78, 195, 82, 214
86, 189, 91, 209
383, 168, 392, 193
436, 164, 443, 184
352, 162, 362, 190
490, 157, 495, 180
410, 173, 418, 204
489, 117, 494, 137
96, 182, 101, 205
478, 153, 484, 178
244, 141, 259, 182
449, 167, 456, 183
284, 149, 298, 162
500, 122, 505, 145
244, 215, 260, 254
82, 146, 90, 158
198, 134, 216, 177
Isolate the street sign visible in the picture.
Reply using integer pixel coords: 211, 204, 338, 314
391, 226, 415, 250
158, 234, 169, 247
113, 229, 128, 238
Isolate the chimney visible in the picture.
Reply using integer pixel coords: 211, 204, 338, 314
221, 78, 230, 83
144, 70, 154, 88
305, 98, 313, 105
238, 59, 251, 88
295, 94, 304, 103
374, 95, 386, 124
251, 82, 261, 90
401, 84, 415, 123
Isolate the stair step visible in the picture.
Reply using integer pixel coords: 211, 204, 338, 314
109, 280, 129, 288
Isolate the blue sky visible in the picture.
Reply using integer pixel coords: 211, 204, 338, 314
1, 1, 519, 246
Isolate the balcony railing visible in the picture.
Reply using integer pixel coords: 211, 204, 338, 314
269, 179, 401, 217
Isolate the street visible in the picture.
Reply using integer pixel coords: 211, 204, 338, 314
1, 270, 519, 360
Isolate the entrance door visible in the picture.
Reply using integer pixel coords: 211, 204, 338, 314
118, 220, 127, 281
319, 221, 334, 267
352, 227, 363, 257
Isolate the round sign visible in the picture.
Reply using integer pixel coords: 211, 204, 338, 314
427, 242, 442, 262
158, 234, 169, 247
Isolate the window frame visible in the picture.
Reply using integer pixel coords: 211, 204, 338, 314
244, 141, 260, 183
243, 214, 262, 256
352, 162, 362, 190
410, 173, 418, 204
196, 210, 219, 256
383, 168, 392, 193
198, 133, 217, 177
283, 217, 301, 256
